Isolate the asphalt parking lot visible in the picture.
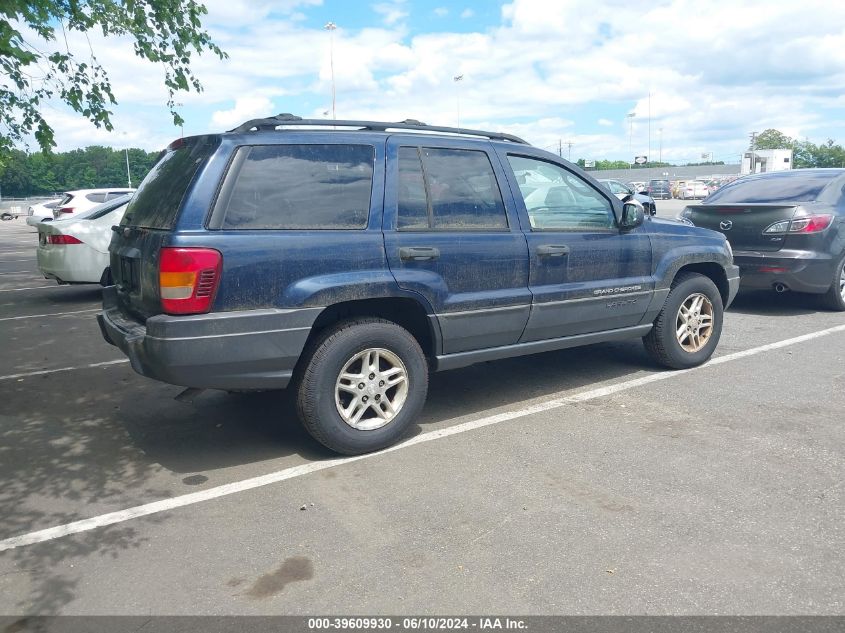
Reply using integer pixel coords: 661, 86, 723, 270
0, 212, 843, 616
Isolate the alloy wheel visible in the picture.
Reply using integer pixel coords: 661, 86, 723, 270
676, 293, 714, 353
335, 348, 409, 431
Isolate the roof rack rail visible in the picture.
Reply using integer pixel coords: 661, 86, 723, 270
228, 113, 529, 145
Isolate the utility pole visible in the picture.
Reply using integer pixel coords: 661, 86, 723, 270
749, 131, 758, 174
565, 140, 574, 162
125, 148, 132, 188
325, 22, 337, 120
558, 139, 562, 158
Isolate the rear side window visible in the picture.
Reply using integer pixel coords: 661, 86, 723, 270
121, 138, 218, 229
86, 192, 106, 203
397, 147, 508, 230
707, 173, 835, 204
219, 144, 374, 230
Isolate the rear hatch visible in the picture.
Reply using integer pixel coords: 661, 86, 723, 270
111, 137, 219, 320
684, 203, 798, 252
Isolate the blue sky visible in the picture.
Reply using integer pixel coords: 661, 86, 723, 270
34, 0, 845, 164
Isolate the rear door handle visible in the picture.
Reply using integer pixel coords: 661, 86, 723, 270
537, 244, 570, 257
399, 246, 440, 261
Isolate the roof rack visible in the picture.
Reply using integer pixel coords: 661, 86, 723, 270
228, 113, 529, 145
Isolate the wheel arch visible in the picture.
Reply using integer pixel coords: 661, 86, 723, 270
306, 296, 441, 361
675, 262, 729, 305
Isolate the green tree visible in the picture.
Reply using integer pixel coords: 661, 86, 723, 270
0, 1, 226, 155
753, 129, 795, 150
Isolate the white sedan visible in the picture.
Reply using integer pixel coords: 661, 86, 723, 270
37, 195, 131, 285
680, 180, 710, 200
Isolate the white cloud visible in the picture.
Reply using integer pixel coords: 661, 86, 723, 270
12, 0, 845, 162
372, 1, 408, 26
211, 97, 276, 129
460, 9, 475, 19
434, 7, 449, 17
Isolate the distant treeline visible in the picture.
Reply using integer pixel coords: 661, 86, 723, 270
0, 146, 161, 198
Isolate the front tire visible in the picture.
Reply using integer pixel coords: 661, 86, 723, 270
643, 272, 724, 369
819, 252, 845, 311
296, 318, 428, 455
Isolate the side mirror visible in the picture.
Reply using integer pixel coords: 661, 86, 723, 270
620, 200, 645, 230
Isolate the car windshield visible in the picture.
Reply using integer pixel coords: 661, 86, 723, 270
706, 172, 836, 203
74, 194, 133, 220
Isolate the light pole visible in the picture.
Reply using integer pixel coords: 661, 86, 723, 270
121, 132, 132, 188
647, 92, 651, 167
627, 112, 636, 171
325, 22, 337, 120
453, 74, 464, 128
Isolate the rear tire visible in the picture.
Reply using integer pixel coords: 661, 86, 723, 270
643, 272, 724, 369
818, 252, 845, 312
296, 318, 428, 455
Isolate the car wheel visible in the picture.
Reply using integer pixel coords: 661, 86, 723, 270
0, 212, 12, 221
819, 252, 845, 312
643, 272, 724, 369
296, 318, 428, 455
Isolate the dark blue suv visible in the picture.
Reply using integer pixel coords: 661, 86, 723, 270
98, 115, 739, 454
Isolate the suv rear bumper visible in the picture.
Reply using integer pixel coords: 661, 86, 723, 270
97, 287, 321, 390
733, 250, 836, 294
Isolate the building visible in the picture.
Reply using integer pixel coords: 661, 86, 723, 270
741, 148, 793, 175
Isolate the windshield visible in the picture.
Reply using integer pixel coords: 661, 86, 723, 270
706, 172, 837, 203
73, 194, 133, 220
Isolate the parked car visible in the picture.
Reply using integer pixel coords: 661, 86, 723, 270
628, 181, 646, 193
37, 194, 132, 285
25, 198, 62, 226
646, 179, 671, 200
679, 180, 710, 200
597, 179, 657, 215
678, 169, 845, 310
51, 188, 134, 220
99, 115, 738, 455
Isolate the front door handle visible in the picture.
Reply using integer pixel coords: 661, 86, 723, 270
399, 246, 440, 261
537, 244, 570, 257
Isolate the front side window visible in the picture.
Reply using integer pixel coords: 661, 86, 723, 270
507, 155, 615, 231
397, 147, 508, 230
221, 144, 374, 230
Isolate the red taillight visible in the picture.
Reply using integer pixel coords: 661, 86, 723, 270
167, 138, 185, 151
47, 234, 83, 245
789, 214, 833, 234
159, 247, 222, 315
759, 266, 787, 273
55, 207, 74, 216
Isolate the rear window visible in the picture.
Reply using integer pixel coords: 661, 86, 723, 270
218, 144, 374, 230
77, 195, 132, 220
121, 139, 218, 229
649, 180, 668, 185
706, 172, 835, 204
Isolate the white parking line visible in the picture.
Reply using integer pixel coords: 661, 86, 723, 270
0, 285, 59, 292
1, 322, 844, 552
0, 359, 129, 382
0, 308, 99, 322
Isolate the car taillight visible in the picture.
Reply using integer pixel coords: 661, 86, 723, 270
159, 247, 222, 315
55, 207, 74, 216
47, 235, 83, 245
763, 214, 833, 235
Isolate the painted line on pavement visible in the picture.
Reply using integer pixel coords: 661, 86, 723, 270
1, 322, 844, 552
0, 285, 61, 292
0, 359, 129, 382
0, 308, 99, 322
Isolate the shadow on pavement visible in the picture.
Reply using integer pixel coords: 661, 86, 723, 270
727, 289, 822, 317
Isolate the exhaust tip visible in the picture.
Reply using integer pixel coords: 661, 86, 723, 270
773, 283, 788, 293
